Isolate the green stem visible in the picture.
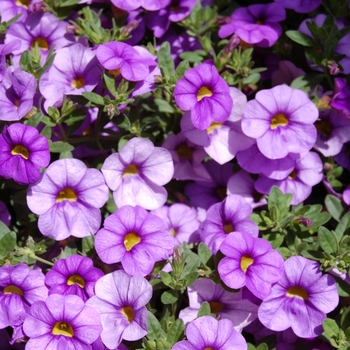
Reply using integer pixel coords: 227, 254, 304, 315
30, 254, 54, 267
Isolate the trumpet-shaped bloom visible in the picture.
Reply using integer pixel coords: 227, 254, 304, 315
101, 137, 174, 210
110, 0, 170, 11
27, 158, 109, 241
23, 294, 102, 350
87, 270, 152, 348
95, 205, 174, 276
0, 123, 50, 184
258, 256, 339, 338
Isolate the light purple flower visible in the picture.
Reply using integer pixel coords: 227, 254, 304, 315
258, 256, 339, 338
271, 60, 305, 87
86, 270, 152, 348
219, 231, 284, 300
95, 205, 174, 276
0, 263, 48, 328
179, 278, 258, 331
0, 0, 41, 22
330, 78, 350, 122
172, 316, 247, 350
174, 61, 233, 130
275, 0, 321, 13
241, 85, 318, 159
27, 158, 109, 240
110, 0, 171, 11
0, 123, 50, 184
23, 294, 102, 349
218, 3, 286, 47
101, 137, 174, 210
45, 254, 104, 302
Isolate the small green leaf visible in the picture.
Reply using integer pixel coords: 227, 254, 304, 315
256, 344, 269, 350
286, 30, 315, 46
318, 226, 338, 254
197, 301, 211, 317
160, 271, 172, 287
82, 236, 94, 255
341, 307, 350, 331
0, 231, 16, 258
161, 290, 178, 304
323, 318, 340, 338
158, 42, 175, 79
300, 250, 324, 261
50, 141, 74, 153
335, 213, 350, 242
166, 319, 184, 346
325, 194, 347, 222
154, 99, 175, 113
198, 242, 213, 265
183, 271, 198, 287
147, 311, 167, 340
82, 92, 105, 105
175, 60, 189, 80
103, 72, 117, 96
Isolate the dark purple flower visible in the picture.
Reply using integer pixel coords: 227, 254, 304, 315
0, 123, 50, 184
0, 0, 41, 22
330, 78, 350, 122
275, 0, 321, 13
110, 0, 171, 11
0, 200, 11, 226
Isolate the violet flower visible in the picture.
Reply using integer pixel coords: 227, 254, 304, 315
330, 78, 350, 122
271, 60, 305, 86
86, 270, 152, 348
0, 123, 50, 185
0, 200, 11, 226
174, 61, 233, 130
23, 294, 102, 349
258, 256, 339, 338
218, 231, 284, 300
110, 0, 171, 11
26, 158, 109, 240
95, 205, 174, 276
275, 0, 321, 13
0, 0, 41, 22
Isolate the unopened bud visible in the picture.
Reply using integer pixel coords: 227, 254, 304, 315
154, 75, 164, 84
66, 25, 77, 34
121, 20, 139, 38
327, 60, 340, 75
174, 246, 182, 264
28, 1, 46, 12
317, 95, 332, 109
223, 34, 240, 56
107, 104, 116, 117
296, 216, 313, 227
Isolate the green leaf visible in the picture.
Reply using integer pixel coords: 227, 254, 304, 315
341, 307, 350, 331
323, 318, 340, 338
154, 99, 175, 113
161, 290, 178, 304
0, 231, 16, 258
40, 125, 52, 139
198, 242, 213, 265
103, 72, 117, 96
325, 194, 347, 222
256, 344, 269, 350
286, 30, 315, 46
175, 60, 189, 80
335, 212, 350, 242
147, 311, 166, 340
300, 250, 324, 261
0, 221, 10, 234
166, 319, 184, 346
179, 50, 206, 63
158, 42, 175, 79
82, 92, 105, 105
290, 74, 324, 93
183, 271, 198, 287
115, 114, 131, 130
197, 301, 211, 317
82, 236, 94, 255
50, 141, 74, 153
318, 226, 338, 254
160, 271, 172, 287
267, 186, 291, 220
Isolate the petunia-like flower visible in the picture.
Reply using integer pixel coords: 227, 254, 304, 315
271, 60, 305, 87
95, 205, 174, 276
258, 256, 339, 338
0, 263, 48, 329
218, 3, 286, 47
198, 194, 258, 254
101, 137, 174, 210
275, 0, 321, 13
0, 200, 10, 226
0, 0, 41, 22
23, 294, 102, 350
172, 316, 247, 350
218, 231, 284, 300
96, 41, 156, 82
174, 61, 233, 130
241, 85, 318, 159
110, 0, 170, 11
179, 278, 258, 332
0, 123, 50, 185
27, 158, 109, 241
87, 270, 152, 348
45, 254, 104, 302
330, 78, 350, 122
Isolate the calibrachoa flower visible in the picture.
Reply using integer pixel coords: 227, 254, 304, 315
241, 85, 318, 159
218, 231, 284, 300
45, 254, 104, 302
0, 263, 48, 328
101, 137, 174, 210
172, 316, 247, 350
95, 205, 174, 276
110, 0, 170, 11
0, 200, 10, 226
0, 0, 41, 22
86, 270, 152, 348
23, 294, 102, 349
330, 78, 350, 121
258, 256, 339, 338
174, 61, 233, 130
275, 0, 321, 13
27, 158, 109, 240
0, 123, 50, 184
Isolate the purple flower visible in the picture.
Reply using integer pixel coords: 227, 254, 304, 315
110, 0, 170, 11
172, 316, 247, 350
258, 256, 339, 338
330, 78, 350, 122
218, 3, 286, 47
95, 205, 174, 276
0, 123, 50, 185
0, 200, 11, 226
199, 194, 259, 254
101, 137, 174, 210
275, 0, 321, 13
27, 158, 109, 240
45, 254, 104, 302
0, 68, 36, 121
0, 263, 48, 328
174, 61, 233, 130
86, 270, 152, 348
179, 278, 258, 331
271, 60, 305, 87
0, 0, 41, 22
241, 85, 318, 159
96, 41, 156, 82
23, 294, 102, 349
218, 231, 284, 299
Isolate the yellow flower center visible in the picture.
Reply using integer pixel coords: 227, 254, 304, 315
207, 122, 223, 134
15, 0, 30, 8
11, 145, 29, 160
108, 68, 121, 79
121, 306, 134, 323
204, 348, 214, 350
197, 86, 213, 101
209, 300, 223, 314
286, 286, 308, 301
176, 144, 193, 160
170, 228, 177, 237
270, 113, 289, 130
52, 322, 74, 337
31, 37, 49, 51
67, 274, 85, 288
240, 255, 254, 273
3, 285, 23, 296
315, 119, 332, 138
223, 222, 233, 234
56, 188, 77, 203
71, 77, 85, 89
123, 164, 139, 177
124, 232, 141, 251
